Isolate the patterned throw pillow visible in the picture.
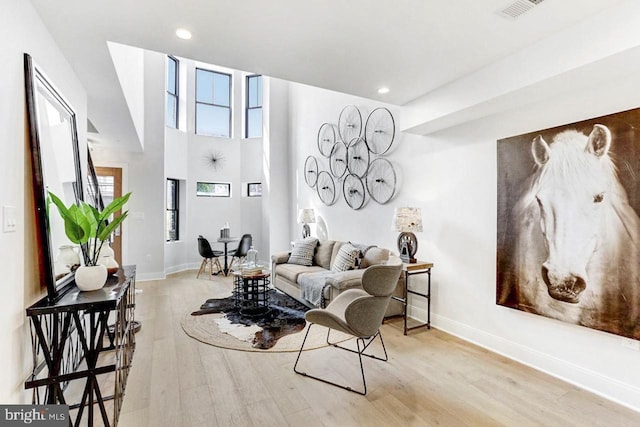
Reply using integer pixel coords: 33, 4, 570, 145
288, 237, 319, 266
331, 243, 360, 272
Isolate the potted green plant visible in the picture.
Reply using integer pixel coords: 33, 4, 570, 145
49, 191, 131, 291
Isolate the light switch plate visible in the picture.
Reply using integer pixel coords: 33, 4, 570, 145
3, 206, 17, 233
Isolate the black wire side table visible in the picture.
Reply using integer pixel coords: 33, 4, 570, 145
232, 271, 271, 316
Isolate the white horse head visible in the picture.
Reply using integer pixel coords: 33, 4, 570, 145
529, 125, 618, 304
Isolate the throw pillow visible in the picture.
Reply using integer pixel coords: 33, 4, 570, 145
331, 243, 360, 272
288, 237, 319, 266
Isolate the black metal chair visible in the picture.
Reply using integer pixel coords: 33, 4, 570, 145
197, 235, 224, 279
228, 233, 253, 271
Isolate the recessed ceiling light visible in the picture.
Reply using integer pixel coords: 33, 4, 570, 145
377, 87, 390, 94
176, 28, 192, 40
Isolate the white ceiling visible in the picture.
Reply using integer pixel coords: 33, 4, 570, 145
30, 0, 624, 149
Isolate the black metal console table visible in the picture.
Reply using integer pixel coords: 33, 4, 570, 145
25, 265, 136, 427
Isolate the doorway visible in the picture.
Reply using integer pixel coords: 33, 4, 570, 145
95, 167, 123, 264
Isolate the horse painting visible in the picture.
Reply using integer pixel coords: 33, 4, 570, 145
497, 122, 640, 339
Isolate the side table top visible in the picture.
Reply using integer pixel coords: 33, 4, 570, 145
404, 261, 434, 271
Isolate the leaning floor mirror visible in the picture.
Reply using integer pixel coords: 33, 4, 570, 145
24, 53, 83, 302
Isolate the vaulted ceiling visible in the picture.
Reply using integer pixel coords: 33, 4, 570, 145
30, 0, 624, 150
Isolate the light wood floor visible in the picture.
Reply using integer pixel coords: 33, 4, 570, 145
118, 270, 640, 427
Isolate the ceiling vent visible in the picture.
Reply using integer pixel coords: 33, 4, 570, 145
499, 0, 545, 19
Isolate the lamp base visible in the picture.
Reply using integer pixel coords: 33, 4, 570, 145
302, 223, 311, 238
397, 232, 418, 263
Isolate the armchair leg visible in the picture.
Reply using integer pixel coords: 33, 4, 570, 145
294, 324, 388, 395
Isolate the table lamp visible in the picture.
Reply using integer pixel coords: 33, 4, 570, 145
392, 207, 423, 263
297, 208, 316, 238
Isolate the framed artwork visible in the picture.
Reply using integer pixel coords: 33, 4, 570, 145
196, 182, 231, 197
247, 182, 262, 197
497, 107, 640, 339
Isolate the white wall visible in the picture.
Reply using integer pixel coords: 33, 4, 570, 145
287, 65, 640, 413
0, 0, 87, 403
92, 49, 166, 281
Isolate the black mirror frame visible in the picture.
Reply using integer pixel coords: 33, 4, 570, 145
24, 53, 83, 302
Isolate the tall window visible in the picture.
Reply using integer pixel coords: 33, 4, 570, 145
166, 179, 179, 241
166, 56, 179, 128
245, 75, 262, 138
196, 68, 231, 137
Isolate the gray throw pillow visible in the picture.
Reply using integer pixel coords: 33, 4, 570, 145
288, 237, 319, 266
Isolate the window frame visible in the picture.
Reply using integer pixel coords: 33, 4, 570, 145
166, 55, 179, 129
195, 67, 232, 138
166, 178, 179, 242
245, 74, 262, 138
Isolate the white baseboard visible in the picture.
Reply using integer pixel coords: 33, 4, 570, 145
135, 271, 166, 282
407, 301, 640, 413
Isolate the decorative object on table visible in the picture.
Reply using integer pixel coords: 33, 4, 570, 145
317, 123, 336, 158
98, 242, 119, 275
364, 107, 395, 155
247, 182, 262, 197
346, 137, 370, 178
343, 173, 366, 210
25, 53, 84, 301
304, 155, 319, 187
203, 150, 226, 170
316, 171, 336, 206
338, 104, 362, 142
196, 181, 231, 197
366, 158, 397, 204
392, 207, 423, 263
294, 261, 403, 395
297, 208, 316, 238
48, 190, 131, 291
220, 222, 230, 238
497, 110, 640, 340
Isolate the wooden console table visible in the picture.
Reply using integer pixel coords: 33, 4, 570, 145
391, 261, 433, 335
25, 265, 136, 427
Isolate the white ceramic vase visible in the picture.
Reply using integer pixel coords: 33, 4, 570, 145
58, 245, 80, 268
97, 242, 119, 275
75, 264, 107, 291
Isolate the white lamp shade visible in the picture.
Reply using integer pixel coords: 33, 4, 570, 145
297, 208, 316, 224
392, 207, 423, 232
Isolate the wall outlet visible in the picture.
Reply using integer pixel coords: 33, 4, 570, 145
622, 338, 640, 351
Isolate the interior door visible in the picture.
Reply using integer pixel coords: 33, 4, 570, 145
95, 167, 123, 264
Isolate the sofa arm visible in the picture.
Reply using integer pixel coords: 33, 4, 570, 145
271, 251, 291, 265
325, 269, 365, 291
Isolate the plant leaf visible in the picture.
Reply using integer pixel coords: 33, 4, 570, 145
99, 192, 131, 222
64, 204, 92, 244
98, 211, 128, 241
48, 191, 71, 221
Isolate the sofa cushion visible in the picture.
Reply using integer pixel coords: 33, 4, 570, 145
331, 243, 360, 272
288, 237, 319, 266
361, 247, 390, 268
276, 264, 326, 283
313, 240, 336, 269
